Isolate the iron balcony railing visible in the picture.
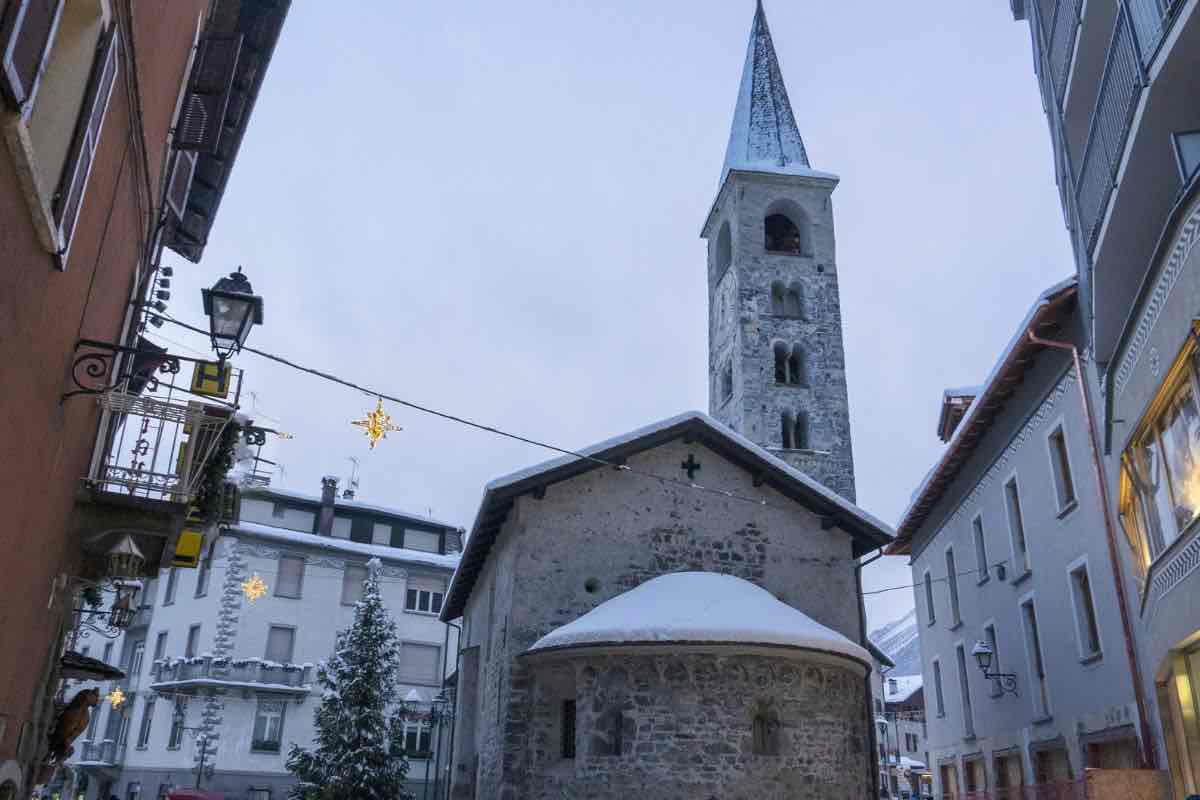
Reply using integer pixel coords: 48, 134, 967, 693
1038, 0, 1083, 106
151, 655, 313, 693
77, 739, 127, 766
1125, 0, 1184, 64
1074, 7, 1144, 254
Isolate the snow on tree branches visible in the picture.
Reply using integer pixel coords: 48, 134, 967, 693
286, 559, 413, 800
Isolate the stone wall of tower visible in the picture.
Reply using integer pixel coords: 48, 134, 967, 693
707, 172, 856, 502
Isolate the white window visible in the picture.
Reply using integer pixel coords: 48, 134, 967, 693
399, 643, 441, 685
1021, 597, 1050, 719
1047, 424, 1077, 513
924, 571, 936, 626
1068, 560, 1102, 659
403, 722, 432, 756
163, 568, 178, 605
406, 577, 446, 615
1122, 357, 1200, 564
195, 559, 210, 597
341, 564, 367, 605
372, 522, 392, 546
153, 631, 167, 662
167, 700, 186, 750
185, 624, 200, 658
945, 548, 961, 627
955, 644, 975, 738
932, 659, 945, 717
265, 625, 294, 664
275, 556, 304, 599
331, 516, 352, 539
983, 622, 1002, 697
972, 515, 989, 584
1005, 476, 1030, 575
252, 700, 285, 752
129, 639, 145, 679
404, 530, 441, 553
136, 698, 155, 748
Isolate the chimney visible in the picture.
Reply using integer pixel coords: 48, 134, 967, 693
318, 476, 338, 536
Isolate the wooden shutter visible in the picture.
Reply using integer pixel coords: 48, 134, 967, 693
53, 24, 118, 264
175, 34, 242, 153
0, 0, 63, 110
164, 149, 197, 219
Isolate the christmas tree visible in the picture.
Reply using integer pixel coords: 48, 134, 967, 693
286, 558, 412, 800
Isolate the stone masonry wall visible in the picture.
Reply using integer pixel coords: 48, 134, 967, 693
524, 651, 870, 800
707, 172, 856, 503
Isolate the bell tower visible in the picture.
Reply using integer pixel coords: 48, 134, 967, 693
703, 1, 856, 502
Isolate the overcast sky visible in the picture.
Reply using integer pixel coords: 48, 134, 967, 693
154, 1, 1074, 633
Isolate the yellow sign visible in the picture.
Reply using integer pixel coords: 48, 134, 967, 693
191, 361, 231, 398
172, 529, 204, 568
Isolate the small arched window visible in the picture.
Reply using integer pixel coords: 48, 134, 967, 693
781, 411, 795, 449
784, 283, 803, 318
793, 411, 809, 449
752, 705, 781, 755
773, 342, 788, 384
716, 222, 732, 272
771, 281, 786, 315
788, 345, 806, 387
764, 200, 811, 256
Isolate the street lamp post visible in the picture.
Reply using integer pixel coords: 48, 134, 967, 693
172, 705, 211, 789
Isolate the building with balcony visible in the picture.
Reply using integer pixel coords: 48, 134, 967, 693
888, 280, 1163, 799
1009, 1, 1200, 796
62, 480, 463, 800
0, 1, 289, 797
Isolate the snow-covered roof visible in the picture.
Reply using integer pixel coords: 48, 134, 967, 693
228, 520, 461, 571
892, 277, 1077, 549
528, 572, 870, 664
443, 411, 894, 621
721, 1, 811, 185
245, 485, 461, 531
884, 673, 923, 704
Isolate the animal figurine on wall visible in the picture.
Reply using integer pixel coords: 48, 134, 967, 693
46, 688, 101, 762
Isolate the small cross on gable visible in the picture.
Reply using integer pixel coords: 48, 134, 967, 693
680, 454, 701, 480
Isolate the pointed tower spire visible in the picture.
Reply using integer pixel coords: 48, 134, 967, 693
721, 1, 810, 184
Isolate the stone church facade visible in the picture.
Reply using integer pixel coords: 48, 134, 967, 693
441, 4, 888, 799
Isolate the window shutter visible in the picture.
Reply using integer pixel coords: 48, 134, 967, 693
399, 644, 440, 684
276, 556, 303, 598
175, 34, 242, 153
164, 149, 197, 220
0, 0, 63, 110
265, 626, 294, 664
53, 24, 118, 263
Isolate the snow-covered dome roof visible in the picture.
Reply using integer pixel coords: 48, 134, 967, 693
528, 572, 870, 663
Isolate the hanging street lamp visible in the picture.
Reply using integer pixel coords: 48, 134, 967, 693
201, 267, 264, 361
971, 640, 1018, 696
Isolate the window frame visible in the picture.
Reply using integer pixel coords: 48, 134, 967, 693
136, 698, 155, 749
167, 699, 186, 750
1004, 472, 1032, 579
924, 570, 936, 626
983, 620, 1002, 698
1066, 556, 1103, 661
405, 587, 445, 616
274, 555, 305, 599
184, 624, 200, 659
945, 546, 962, 629
1045, 420, 1078, 516
398, 641, 442, 686
341, 563, 367, 606
163, 567, 178, 605
932, 658, 946, 718
1020, 593, 1052, 720
955, 642, 975, 739
972, 513, 990, 585
251, 699, 286, 753
402, 720, 433, 758
264, 624, 296, 665
194, 558, 210, 598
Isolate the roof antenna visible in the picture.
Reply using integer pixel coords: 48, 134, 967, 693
344, 457, 360, 500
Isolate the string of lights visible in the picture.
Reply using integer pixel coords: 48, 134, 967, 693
154, 313, 884, 524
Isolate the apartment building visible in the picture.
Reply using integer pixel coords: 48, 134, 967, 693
889, 280, 1153, 798
61, 481, 462, 800
1008, 1, 1200, 796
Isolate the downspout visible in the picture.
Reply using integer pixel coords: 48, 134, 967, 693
856, 548, 884, 797
1026, 331, 1156, 769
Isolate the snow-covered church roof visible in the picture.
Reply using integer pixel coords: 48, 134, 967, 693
528, 572, 870, 664
440, 411, 894, 621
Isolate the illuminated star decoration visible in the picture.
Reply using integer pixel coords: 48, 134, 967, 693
241, 573, 268, 602
351, 397, 402, 450
107, 687, 126, 708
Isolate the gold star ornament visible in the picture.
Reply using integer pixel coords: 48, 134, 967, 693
107, 687, 126, 708
242, 573, 268, 602
351, 397, 402, 449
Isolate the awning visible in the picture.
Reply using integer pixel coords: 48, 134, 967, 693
60, 651, 125, 681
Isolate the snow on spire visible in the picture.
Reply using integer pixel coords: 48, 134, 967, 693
721, 0, 811, 184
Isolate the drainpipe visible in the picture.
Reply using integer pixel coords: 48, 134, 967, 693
1025, 331, 1156, 769
856, 548, 884, 797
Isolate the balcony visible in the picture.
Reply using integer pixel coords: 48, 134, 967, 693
65, 339, 245, 577
76, 739, 126, 768
150, 655, 313, 698
1126, 0, 1186, 64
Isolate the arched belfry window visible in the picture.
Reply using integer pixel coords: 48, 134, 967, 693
716, 222, 732, 272
771, 281, 785, 315
774, 342, 788, 384
788, 345, 806, 387
793, 410, 809, 449
751, 703, 781, 755
764, 200, 811, 256
781, 411, 794, 449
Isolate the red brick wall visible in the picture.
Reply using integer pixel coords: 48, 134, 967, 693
0, 0, 205, 789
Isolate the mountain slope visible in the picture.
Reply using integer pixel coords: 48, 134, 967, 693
869, 607, 921, 676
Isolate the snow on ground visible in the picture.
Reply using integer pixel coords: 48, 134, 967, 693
529, 571, 870, 663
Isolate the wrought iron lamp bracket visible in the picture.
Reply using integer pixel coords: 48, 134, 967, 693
61, 338, 218, 401
984, 670, 1019, 696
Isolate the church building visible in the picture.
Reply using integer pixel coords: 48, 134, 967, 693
441, 5, 890, 799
